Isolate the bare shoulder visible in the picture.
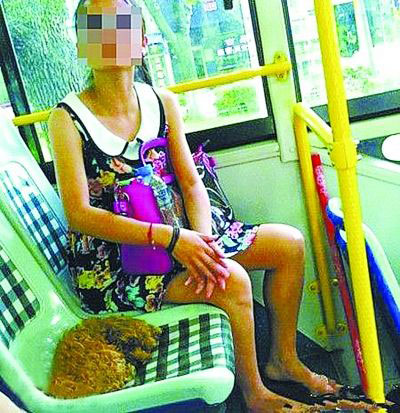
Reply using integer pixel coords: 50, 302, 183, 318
154, 87, 179, 109
153, 87, 184, 129
48, 106, 81, 145
48, 107, 73, 134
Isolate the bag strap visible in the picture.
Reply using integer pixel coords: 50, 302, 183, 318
139, 136, 174, 184
140, 89, 175, 184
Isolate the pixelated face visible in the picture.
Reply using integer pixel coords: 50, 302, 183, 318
76, 2, 143, 68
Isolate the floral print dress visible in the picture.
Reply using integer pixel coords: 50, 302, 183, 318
57, 82, 259, 315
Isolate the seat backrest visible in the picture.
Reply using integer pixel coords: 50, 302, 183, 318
0, 242, 40, 348
0, 163, 67, 272
0, 109, 80, 311
327, 197, 400, 338
0, 206, 79, 391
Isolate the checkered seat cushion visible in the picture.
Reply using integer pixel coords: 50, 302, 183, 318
0, 241, 235, 410
0, 229, 235, 410
0, 244, 234, 383
0, 162, 74, 295
0, 245, 40, 347
131, 312, 234, 387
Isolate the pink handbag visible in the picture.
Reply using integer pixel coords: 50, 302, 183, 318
113, 146, 174, 275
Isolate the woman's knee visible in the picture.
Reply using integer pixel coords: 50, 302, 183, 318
276, 225, 305, 263
212, 260, 252, 307
289, 226, 305, 255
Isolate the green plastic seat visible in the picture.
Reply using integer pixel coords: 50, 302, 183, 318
0, 109, 235, 412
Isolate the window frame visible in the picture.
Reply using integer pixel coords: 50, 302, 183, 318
282, 0, 400, 125
0, 4, 44, 164
186, 0, 276, 152
162, 0, 276, 151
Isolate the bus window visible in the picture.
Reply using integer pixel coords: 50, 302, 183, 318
0, 71, 14, 119
285, 0, 400, 120
2, 0, 87, 110
136, 0, 272, 149
1, 0, 89, 162
1, 0, 274, 155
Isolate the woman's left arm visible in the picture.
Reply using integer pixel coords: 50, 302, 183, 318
158, 88, 229, 297
158, 88, 212, 235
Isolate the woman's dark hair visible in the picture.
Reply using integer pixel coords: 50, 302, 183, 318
74, 0, 152, 86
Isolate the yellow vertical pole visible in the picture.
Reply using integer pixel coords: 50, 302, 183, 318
314, 0, 385, 402
294, 115, 336, 334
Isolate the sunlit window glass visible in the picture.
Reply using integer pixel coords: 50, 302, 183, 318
2, 0, 87, 161
136, 0, 268, 133
287, 0, 400, 107
0, 72, 14, 119
2, 0, 269, 152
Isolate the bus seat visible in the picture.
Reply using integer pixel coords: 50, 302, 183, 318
327, 197, 400, 347
0, 109, 80, 313
0, 109, 235, 412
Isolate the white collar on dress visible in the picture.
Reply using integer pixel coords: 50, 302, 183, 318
61, 82, 161, 160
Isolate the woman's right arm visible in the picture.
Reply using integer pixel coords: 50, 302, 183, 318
48, 107, 173, 247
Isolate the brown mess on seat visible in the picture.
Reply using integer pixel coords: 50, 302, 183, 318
48, 316, 162, 399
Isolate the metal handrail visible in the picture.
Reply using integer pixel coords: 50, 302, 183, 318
293, 105, 337, 336
12, 55, 291, 127
293, 103, 333, 149
292, 0, 385, 403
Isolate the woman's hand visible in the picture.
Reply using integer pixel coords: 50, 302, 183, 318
172, 228, 230, 298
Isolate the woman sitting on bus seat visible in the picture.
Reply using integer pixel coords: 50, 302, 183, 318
48, 1, 371, 412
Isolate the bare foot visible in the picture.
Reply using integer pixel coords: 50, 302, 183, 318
265, 357, 337, 395
265, 357, 379, 411
244, 384, 319, 413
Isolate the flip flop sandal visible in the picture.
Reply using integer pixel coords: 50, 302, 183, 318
263, 377, 388, 410
262, 378, 328, 407
387, 385, 400, 406
316, 385, 400, 412
337, 384, 374, 404
343, 384, 400, 408
310, 385, 375, 405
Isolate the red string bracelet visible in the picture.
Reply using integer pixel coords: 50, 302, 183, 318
147, 223, 156, 250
